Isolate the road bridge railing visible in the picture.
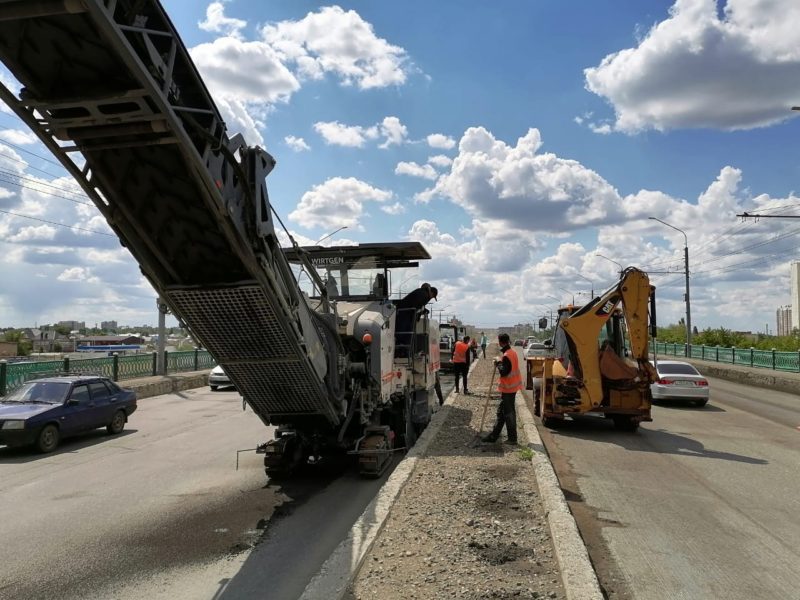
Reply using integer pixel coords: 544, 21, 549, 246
653, 342, 800, 373
0, 349, 215, 396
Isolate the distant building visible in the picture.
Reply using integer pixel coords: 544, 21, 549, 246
100, 320, 118, 331
58, 320, 86, 331
776, 305, 792, 337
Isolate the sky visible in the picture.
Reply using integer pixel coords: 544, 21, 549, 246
2, 0, 800, 332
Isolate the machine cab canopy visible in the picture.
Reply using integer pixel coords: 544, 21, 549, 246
284, 242, 431, 302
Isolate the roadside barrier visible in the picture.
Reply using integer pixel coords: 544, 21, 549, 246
0, 349, 215, 396
653, 342, 800, 372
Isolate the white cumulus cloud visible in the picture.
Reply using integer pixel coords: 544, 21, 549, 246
289, 176, 393, 229
426, 133, 456, 149
198, 2, 247, 38
395, 161, 438, 180
427, 155, 453, 169
189, 37, 300, 144
585, 0, 800, 132
285, 135, 311, 152
262, 6, 411, 89
313, 121, 378, 148
314, 116, 408, 149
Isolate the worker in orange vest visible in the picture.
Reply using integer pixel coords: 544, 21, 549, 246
482, 333, 522, 444
452, 335, 471, 394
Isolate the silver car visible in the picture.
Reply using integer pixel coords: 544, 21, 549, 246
209, 365, 233, 391
650, 360, 709, 407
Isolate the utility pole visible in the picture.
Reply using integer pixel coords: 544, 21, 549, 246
649, 217, 691, 354
156, 297, 169, 375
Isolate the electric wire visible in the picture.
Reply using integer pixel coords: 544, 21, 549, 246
0, 171, 93, 206
0, 207, 114, 236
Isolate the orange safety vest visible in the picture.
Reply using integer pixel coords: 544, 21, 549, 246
497, 348, 523, 393
453, 341, 469, 363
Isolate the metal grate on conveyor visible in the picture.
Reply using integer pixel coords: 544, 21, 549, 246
168, 285, 333, 419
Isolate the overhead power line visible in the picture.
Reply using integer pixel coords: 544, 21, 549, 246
0, 137, 64, 168
0, 207, 115, 237
0, 168, 91, 205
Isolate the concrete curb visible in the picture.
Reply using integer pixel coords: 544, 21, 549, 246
300, 359, 480, 600
517, 395, 604, 600
122, 371, 210, 400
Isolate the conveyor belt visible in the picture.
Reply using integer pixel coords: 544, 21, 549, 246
0, 0, 341, 425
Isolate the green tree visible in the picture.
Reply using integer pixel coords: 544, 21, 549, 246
693, 327, 746, 347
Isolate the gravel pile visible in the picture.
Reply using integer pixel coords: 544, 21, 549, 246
348, 349, 565, 600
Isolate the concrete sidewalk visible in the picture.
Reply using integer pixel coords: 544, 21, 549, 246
672, 357, 800, 395
303, 352, 601, 600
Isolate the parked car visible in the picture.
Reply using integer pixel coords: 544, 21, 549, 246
650, 360, 709, 407
514, 339, 524, 347
209, 364, 234, 391
0, 376, 137, 453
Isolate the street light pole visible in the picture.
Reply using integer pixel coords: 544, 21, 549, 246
649, 217, 691, 354
576, 273, 594, 297
315, 225, 348, 245
595, 254, 624, 277
559, 287, 576, 305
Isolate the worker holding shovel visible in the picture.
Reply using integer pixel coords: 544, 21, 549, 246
481, 333, 521, 445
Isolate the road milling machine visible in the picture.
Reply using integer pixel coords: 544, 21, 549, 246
527, 268, 658, 431
0, 0, 441, 476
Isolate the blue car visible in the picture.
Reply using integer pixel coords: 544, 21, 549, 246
0, 376, 137, 453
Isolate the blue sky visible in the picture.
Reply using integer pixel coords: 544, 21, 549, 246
2, 0, 800, 332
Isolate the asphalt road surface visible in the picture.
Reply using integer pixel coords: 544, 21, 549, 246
0, 375, 455, 600
537, 375, 800, 600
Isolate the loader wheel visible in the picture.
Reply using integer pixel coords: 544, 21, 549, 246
612, 416, 639, 432
541, 416, 562, 429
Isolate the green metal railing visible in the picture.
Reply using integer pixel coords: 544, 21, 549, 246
0, 349, 215, 396
652, 342, 800, 372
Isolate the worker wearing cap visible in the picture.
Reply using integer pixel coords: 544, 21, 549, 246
395, 283, 438, 357
482, 332, 521, 444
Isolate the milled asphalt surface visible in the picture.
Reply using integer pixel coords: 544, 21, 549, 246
0, 378, 456, 600
538, 374, 800, 600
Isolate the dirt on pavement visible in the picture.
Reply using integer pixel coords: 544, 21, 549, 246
348, 350, 566, 600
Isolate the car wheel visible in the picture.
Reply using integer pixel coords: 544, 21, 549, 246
210, 385, 218, 391
694, 400, 708, 408
107, 410, 126, 434
36, 424, 60, 453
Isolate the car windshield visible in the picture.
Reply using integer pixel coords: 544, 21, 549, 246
657, 363, 700, 375
3, 381, 71, 404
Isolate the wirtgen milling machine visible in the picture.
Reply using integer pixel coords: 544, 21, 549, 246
528, 268, 658, 431
0, 0, 441, 476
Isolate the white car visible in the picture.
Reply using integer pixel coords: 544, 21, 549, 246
650, 360, 709, 407
209, 364, 234, 391
525, 342, 551, 359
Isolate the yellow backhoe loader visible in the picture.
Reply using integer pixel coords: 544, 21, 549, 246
527, 267, 657, 431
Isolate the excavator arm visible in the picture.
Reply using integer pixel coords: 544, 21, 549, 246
0, 0, 343, 426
